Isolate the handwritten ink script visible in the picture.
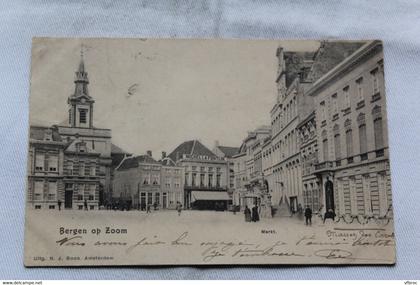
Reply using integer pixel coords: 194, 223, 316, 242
52, 227, 396, 264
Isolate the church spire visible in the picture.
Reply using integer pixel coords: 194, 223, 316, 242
73, 44, 89, 98
67, 44, 94, 128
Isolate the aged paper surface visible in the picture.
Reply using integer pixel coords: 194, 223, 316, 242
24, 38, 395, 266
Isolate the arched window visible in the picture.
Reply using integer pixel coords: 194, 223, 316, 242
344, 119, 353, 160
357, 113, 367, 159
333, 124, 341, 161
321, 130, 328, 162
372, 106, 384, 151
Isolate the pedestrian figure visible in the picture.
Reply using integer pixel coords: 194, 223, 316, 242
84, 199, 88, 211
251, 204, 260, 222
176, 202, 182, 216
57, 200, 62, 211
297, 203, 304, 220
146, 204, 151, 213
323, 208, 336, 224
304, 206, 312, 226
244, 205, 252, 222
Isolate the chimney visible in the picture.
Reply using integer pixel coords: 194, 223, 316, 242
176, 151, 180, 162
147, 150, 152, 157
162, 151, 166, 159
214, 140, 219, 148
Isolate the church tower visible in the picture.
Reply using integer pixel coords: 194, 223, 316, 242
68, 49, 94, 128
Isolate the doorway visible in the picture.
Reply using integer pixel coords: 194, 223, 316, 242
325, 179, 335, 212
65, 191, 73, 209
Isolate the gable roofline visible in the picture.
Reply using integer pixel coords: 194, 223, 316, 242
307, 40, 381, 97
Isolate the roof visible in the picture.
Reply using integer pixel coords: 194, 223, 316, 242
306, 40, 381, 97
111, 143, 129, 154
160, 157, 176, 166
307, 41, 366, 82
168, 140, 218, 161
191, 191, 230, 201
30, 126, 62, 142
117, 155, 159, 170
216, 146, 239, 158
283, 51, 316, 87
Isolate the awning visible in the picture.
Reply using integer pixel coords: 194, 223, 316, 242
191, 191, 231, 202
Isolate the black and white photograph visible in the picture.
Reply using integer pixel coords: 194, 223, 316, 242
24, 38, 395, 266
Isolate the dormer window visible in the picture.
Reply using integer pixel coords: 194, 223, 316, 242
44, 129, 53, 141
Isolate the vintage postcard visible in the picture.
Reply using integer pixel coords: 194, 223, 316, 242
24, 38, 395, 266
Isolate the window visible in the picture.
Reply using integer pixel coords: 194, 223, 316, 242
165, 178, 171, 188
216, 174, 221, 187
35, 154, 44, 171
192, 173, 196, 186
371, 105, 384, 156
358, 113, 367, 158
48, 181, 57, 200
78, 184, 84, 200
79, 109, 87, 124
79, 162, 85, 176
356, 77, 364, 101
35, 205, 41, 209
321, 130, 328, 162
332, 93, 338, 114
147, 192, 153, 205
359, 124, 367, 155
152, 175, 159, 185
343, 86, 350, 108
155, 192, 160, 205
49, 205, 55, 209
346, 129, 353, 159
78, 205, 83, 210
90, 165, 96, 176
200, 173, 205, 186
184, 173, 189, 186
89, 184, 95, 200
90, 205, 94, 210
44, 130, 53, 141
67, 161, 73, 175
334, 130, 341, 161
34, 181, 43, 200
208, 174, 213, 187
174, 178, 180, 189
143, 176, 149, 185
374, 118, 384, 150
371, 68, 380, 94
320, 101, 326, 121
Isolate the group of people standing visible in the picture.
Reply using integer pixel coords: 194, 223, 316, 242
244, 205, 260, 222
242, 203, 316, 226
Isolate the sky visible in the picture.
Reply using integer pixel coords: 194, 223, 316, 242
29, 38, 320, 158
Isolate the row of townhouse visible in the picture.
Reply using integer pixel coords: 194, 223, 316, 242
233, 40, 392, 218
113, 140, 232, 211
